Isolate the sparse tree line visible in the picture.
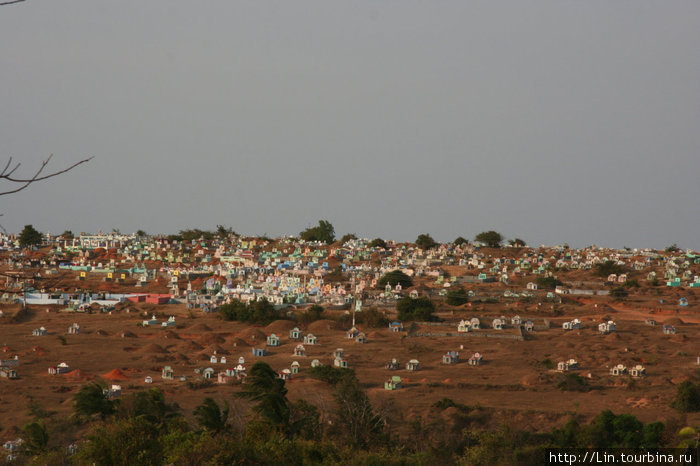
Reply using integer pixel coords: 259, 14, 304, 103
10, 365, 699, 465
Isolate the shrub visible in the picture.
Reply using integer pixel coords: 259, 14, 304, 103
557, 374, 590, 392
298, 305, 325, 325
396, 296, 437, 322
300, 220, 335, 244
415, 233, 438, 250
307, 366, 355, 386
445, 287, 468, 306
376, 270, 413, 289
670, 380, 700, 413
367, 238, 386, 249
536, 276, 563, 290
593, 261, 627, 277
219, 299, 282, 325
474, 231, 503, 248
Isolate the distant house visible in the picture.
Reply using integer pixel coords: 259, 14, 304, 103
355, 332, 367, 344
524, 321, 535, 332
388, 322, 404, 332
663, 325, 677, 335
511, 315, 522, 326
0, 367, 18, 379
310, 359, 322, 368
346, 326, 360, 339
470, 317, 480, 330
105, 384, 122, 399
384, 375, 402, 390
385, 358, 400, 370
142, 315, 158, 326
332, 348, 344, 359
290, 361, 300, 374
162, 366, 174, 379
144, 376, 153, 384
468, 352, 483, 366
293, 344, 306, 357
526, 282, 537, 290
304, 334, 318, 345
32, 327, 47, 336
405, 359, 420, 371
278, 368, 292, 380
457, 320, 471, 333
217, 372, 230, 384
598, 321, 616, 334
645, 319, 656, 326
68, 323, 81, 335
557, 359, 578, 372
266, 333, 281, 347
251, 348, 267, 357
609, 364, 626, 376
442, 351, 459, 365
492, 318, 505, 330
334, 357, 348, 368
161, 316, 176, 327
290, 327, 303, 339
563, 319, 581, 330
202, 368, 215, 379
48, 362, 70, 375
629, 365, 646, 377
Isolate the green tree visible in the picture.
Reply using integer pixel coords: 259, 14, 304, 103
300, 220, 335, 244
536, 276, 563, 290
368, 238, 387, 248
396, 296, 437, 321
218, 298, 282, 324
445, 287, 468, 306
670, 380, 700, 413
666, 243, 681, 253
474, 230, 503, 248
609, 287, 629, 299
376, 270, 413, 289
333, 374, 385, 448
117, 388, 177, 428
61, 230, 74, 239
194, 398, 230, 434
415, 233, 437, 250
340, 233, 357, 243
593, 260, 627, 277
72, 380, 116, 418
453, 236, 469, 246
74, 416, 162, 466
237, 362, 290, 433
136, 229, 146, 237
509, 238, 526, 247
22, 419, 48, 455
18, 224, 43, 247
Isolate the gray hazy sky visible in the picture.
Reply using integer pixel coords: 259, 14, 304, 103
1, 1, 699, 249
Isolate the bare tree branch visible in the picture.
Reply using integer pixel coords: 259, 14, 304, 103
0, 0, 26, 5
0, 155, 93, 196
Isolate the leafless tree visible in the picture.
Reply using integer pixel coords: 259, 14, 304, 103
0, 0, 26, 5
0, 155, 93, 196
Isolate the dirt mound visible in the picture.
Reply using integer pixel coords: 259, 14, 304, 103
197, 333, 226, 345
102, 369, 129, 380
265, 320, 297, 334
670, 334, 688, 343
120, 331, 137, 338
173, 352, 189, 361
189, 322, 212, 332
66, 369, 90, 380
237, 327, 267, 343
605, 333, 621, 341
141, 343, 167, 354
96, 329, 110, 336
663, 318, 685, 326
182, 341, 204, 352
229, 337, 250, 347
308, 319, 340, 333
163, 330, 180, 339
205, 344, 229, 355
